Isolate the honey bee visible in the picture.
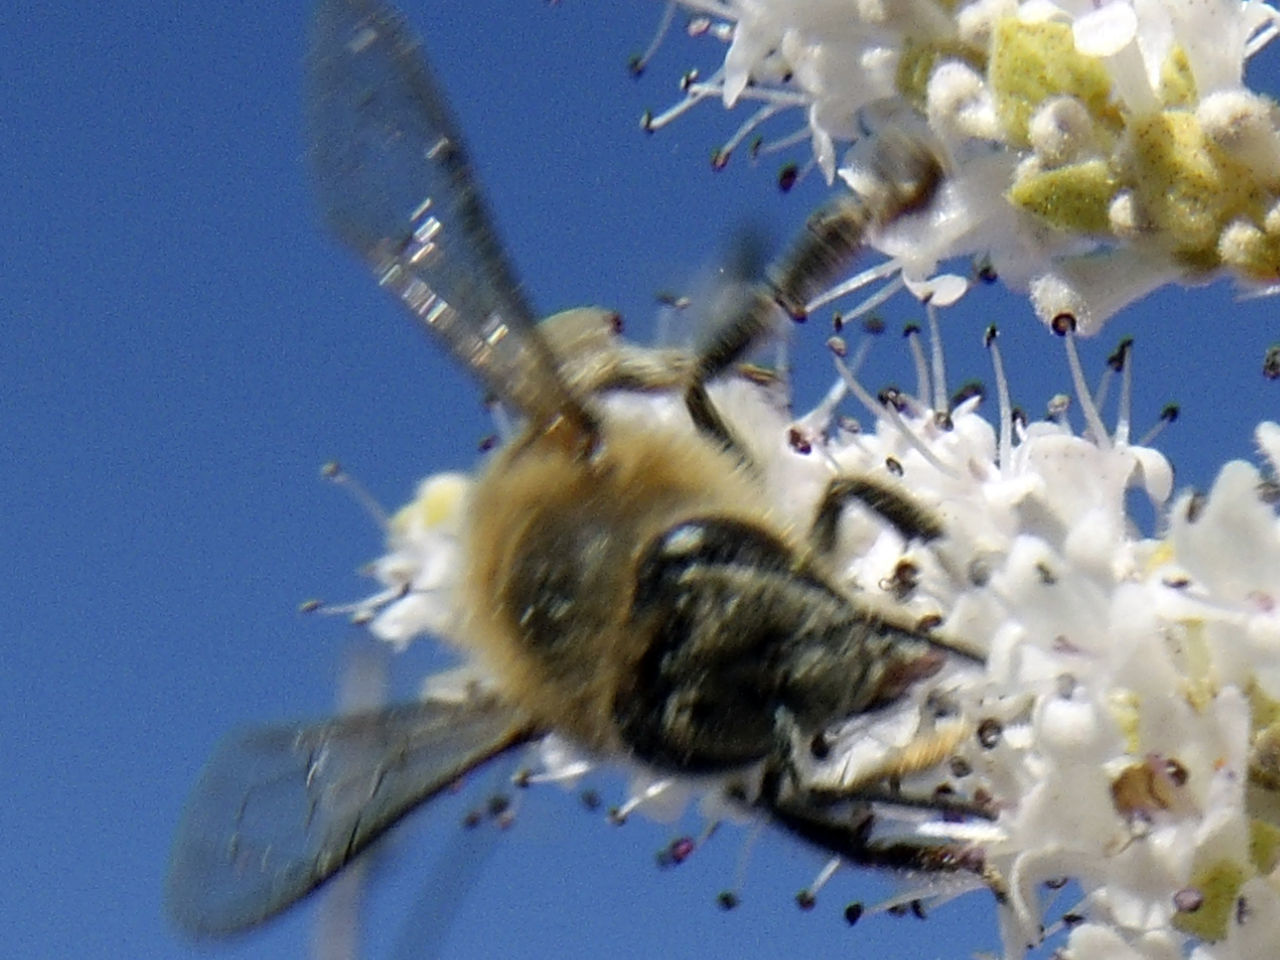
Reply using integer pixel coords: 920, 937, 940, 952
167, 0, 980, 937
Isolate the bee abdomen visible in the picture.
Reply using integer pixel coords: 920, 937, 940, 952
617, 517, 937, 772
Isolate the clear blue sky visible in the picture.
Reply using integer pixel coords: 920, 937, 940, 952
5, 2, 1278, 959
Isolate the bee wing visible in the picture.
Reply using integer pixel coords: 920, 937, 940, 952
306, 0, 594, 435
166, 697, 533, 937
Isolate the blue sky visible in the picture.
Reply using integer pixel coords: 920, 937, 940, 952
6, 1, 1279, 959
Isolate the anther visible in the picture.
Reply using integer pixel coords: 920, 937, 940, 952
1174, 888, 1205, 913
1264, 344, 1280, 380
977, 718, 1003, 749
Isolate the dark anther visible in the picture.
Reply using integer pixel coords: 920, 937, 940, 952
952, 381, 984, 406
1173, 888, 1204, 913
977, 718, 1003, 749
1106, 337, 1133, 372
1185, 491, 1205, 523
1263, 343, 1280, 380
787, 427, 812, 455
1050, 313, 1077, 336
1259, 480, 1280, 505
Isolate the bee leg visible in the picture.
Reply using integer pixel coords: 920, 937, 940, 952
683, 285, 779, 460
808, 475, 944, 558
764, 798, 1004, 895
733, 705, 797, 820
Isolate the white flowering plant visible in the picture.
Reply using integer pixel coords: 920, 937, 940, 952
642, 0, 1280, 335
314, 3, 1280, 960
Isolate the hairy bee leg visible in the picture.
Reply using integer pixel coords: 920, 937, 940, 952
753, 706, 808, 811
763, 796, 1007, 902
767, 800, 962, 869
683, 131, 946, 454
767, 196, 877, 322
801, 782, 997, 822
769, 130, 946, 321
809, 475, 945, 558
682, 286, 779, 459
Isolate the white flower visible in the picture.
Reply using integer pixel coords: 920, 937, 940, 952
645, 0, 1280, 331
361, 471, 471, 650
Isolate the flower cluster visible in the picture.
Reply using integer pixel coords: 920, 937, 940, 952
647, 0, 1280, 332
325, 3, 1280, 957
358, 314, 1280, 960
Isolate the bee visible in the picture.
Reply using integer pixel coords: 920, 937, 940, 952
167, 0, 980, 938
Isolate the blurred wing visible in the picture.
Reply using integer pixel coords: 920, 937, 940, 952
166, 697, 534, 937
306, 0, 594, 435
